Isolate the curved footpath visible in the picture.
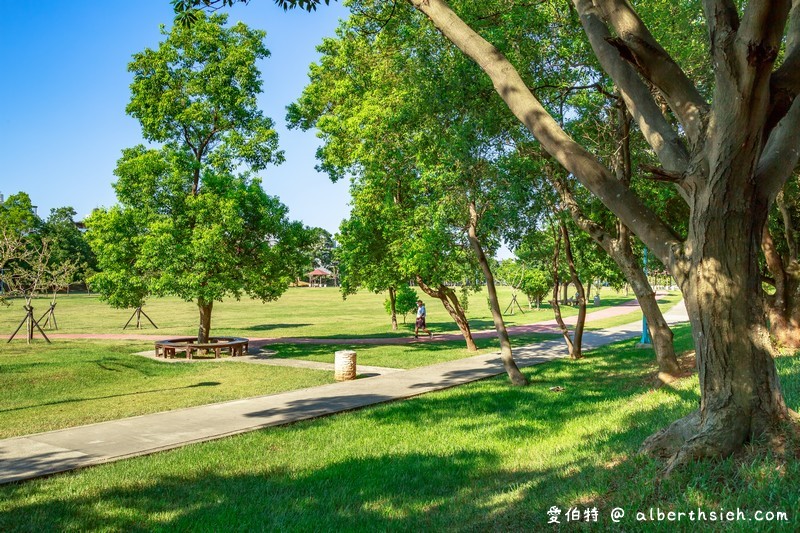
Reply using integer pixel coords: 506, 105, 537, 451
0, 298, 688, 485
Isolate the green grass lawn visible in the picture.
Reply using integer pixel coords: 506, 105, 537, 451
264, 332, 554, 369
0, 341, 334, 439
584, 290, 684, 331
2, 325, 797, 532
0, 286, 641, 339
0, 334, 552, 437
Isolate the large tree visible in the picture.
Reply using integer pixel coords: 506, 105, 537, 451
88, 13, 310, 342
288, 3, 536, 380
403, 0, 800, 470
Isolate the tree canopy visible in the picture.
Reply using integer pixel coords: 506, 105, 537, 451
87, 13, 310, 341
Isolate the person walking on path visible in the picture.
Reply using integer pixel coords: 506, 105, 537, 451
414, 300, 432, 339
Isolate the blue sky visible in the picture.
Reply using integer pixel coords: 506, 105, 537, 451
0, 0, 351, 233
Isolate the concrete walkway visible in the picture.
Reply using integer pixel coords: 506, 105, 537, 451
0, 300, 689, 485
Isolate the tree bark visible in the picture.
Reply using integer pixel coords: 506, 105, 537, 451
762, 225, 800, 349
388, 286, 398, 331
416, 276, 477, 351
641, 172, 790, 473
549, 227, 575, 356
197, 299, 213, 344
561, 221, 586, 360
467, 201, 528, 386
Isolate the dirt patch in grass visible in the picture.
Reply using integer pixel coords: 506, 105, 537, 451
646, 351, 697, 389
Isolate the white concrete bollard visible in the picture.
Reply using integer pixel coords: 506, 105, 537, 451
334, 350, 357, 381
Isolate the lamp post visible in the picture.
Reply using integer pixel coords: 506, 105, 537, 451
640, 247, 652, 346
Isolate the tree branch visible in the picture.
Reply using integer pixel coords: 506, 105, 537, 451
571, 0, 690, 172
596, 0, 709, 143
766, 2, 800, 137
738, 1, 789, 64
755, 95, 800, 203
640, 164, 684, 184
551, 177, 612, 252
702, 0, 739, 56
777, 190, 798, 262
409, 0, 683, 267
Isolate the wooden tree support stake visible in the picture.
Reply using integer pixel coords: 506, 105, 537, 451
123, 306, 159, 330
503, 293, 526, 316
8, 305, 52, 344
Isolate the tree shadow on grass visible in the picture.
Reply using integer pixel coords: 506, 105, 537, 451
243, 323, 313, 332
0, 394, 728, 532
2, 326, 795, 531
0, 445, 675, 531
0, 381, 221, 414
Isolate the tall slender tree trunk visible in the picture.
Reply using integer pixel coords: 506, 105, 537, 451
416, 276, 477, 351
616, 226, 680, 378
467, 201, 528, 386
197, 299, 213, 344
549, 228, 576, 356
762, 212, 800, 349
561, 221, 586, 359
388, 286, 398, 331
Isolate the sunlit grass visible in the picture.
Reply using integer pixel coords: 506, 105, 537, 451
2, 325, 797, 531
263, 331, 553, 369
0, 341, 334, 438
0, 286, 639, 339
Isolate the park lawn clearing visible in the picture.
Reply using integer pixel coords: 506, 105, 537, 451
0, 340, 334, 439
264, 332, 556, 369
583, 291, 684, 331
1, 324, 797, 531
0, 286, 632, 339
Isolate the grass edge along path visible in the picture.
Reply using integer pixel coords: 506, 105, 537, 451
1, 324, 798, 531
0, 332, 575, 485
0, 296, 683, 440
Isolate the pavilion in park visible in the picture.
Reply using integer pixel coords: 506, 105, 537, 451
307, 267, 333, 287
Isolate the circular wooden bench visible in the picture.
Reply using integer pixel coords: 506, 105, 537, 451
154, 336, 249, 360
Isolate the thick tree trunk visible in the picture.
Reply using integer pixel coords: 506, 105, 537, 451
197, 299, 213, 344
561, 221, 585, 359
467, 202, 528, 386
388, 286, 398, 331
642, 188, 790, 472
416, 276, 478, 351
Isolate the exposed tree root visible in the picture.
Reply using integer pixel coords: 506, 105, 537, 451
641, 409, 800, 477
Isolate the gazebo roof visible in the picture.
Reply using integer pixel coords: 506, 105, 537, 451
308, 267, 332, 277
